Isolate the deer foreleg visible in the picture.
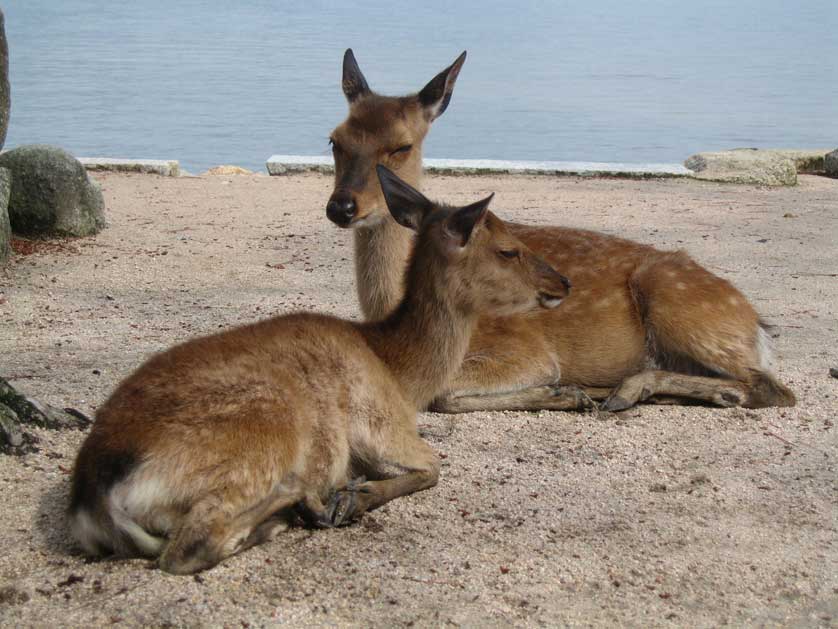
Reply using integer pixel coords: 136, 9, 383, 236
319, 431, 440, 527
431, 384, 611, 413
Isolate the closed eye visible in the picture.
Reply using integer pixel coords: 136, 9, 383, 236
498, 249, 520, 259
329, 138, 342, 153
390, 144, 412, 156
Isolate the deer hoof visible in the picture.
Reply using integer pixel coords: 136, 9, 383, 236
601, 394, 633, 412
326, 491, 357, 527
326, 477, 369, 527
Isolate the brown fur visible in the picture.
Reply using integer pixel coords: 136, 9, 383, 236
326, 50, 796, 412
68, 171, 569, 574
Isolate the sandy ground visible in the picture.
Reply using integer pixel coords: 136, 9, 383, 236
0, 171, 836, 628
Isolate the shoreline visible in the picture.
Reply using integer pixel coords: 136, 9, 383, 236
66, 147, 834, 185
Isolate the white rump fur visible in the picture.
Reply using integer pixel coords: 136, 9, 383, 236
70, 468, 170, 558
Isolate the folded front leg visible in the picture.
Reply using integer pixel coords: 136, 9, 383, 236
432, 384, 610, 413
326, 428, 440, 527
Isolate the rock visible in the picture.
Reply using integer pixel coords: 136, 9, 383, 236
825, 150, 838, 178
0, 376, 90, 431
0, 9, 9, 150
0, 167, 10, 262
770, 149, 834, 174
0, 145, 106, 236
0, 403, 23, 448
685, 149, 797, 186
203, 165, 254, 176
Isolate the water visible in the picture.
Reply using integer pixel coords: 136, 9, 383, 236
4, 0, 837, 173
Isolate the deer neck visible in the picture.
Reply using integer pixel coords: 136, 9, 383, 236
360, 256, 477, 410
353, 215, 414, 321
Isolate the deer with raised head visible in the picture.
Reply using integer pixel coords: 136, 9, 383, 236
326, 49, 795, 412
68, 166, 570, 574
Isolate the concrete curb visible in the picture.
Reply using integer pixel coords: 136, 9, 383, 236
79, 157, 180, 177
265, 155, 693, 179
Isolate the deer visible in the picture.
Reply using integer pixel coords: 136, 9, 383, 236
68, 166, 571, 575
325, 49, 796, 413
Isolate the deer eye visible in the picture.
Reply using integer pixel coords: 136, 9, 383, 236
329, 138, 342, 153
498, 249, 520, 260
390, 144, 413, 156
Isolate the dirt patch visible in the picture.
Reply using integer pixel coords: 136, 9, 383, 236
0, 172, 836, 627
10, 237, 83, 257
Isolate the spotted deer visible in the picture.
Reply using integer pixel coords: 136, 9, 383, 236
68, 167, 570, 574
326, 49, 796, 412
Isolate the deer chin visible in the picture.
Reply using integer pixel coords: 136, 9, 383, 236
349, 212, 388, 229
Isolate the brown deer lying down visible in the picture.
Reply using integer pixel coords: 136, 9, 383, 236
326, 49, 796, 413
68, 166, 570, 574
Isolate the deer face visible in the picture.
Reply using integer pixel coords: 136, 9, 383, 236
460, 213, 572, 314
326, 49, 466, 228
376, 166, 571, 316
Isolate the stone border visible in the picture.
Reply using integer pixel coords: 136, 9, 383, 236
70, 148, 835, 185
265, 155, 692, 179
683, 148, 834, 186
78, 157, 180, 177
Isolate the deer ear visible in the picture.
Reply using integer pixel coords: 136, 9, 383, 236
342, 49, 371, 103
444, 193, 493, 248
376, 165, 433, 231
417, 51, 466, 121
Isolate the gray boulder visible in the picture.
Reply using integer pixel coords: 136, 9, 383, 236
0, 9, 8, 150
0, 167, 10, 262
685, 149, 797, 186
825, 149, 838, 178
0, 144, 106, 236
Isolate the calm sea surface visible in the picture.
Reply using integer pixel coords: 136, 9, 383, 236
4, 1, 838, 172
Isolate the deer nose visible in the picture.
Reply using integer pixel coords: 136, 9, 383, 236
326, 196, 357, 227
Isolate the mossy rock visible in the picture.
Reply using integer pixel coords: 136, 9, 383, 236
0, 144, 106, 237
0, 9, 9, 151
826, 149, 838, 178
0, 167, 10, 262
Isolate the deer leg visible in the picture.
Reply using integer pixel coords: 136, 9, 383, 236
324, 427, 440, 527
629, 252, 796, 408
431, 384, 611, 413
602, 370, 753, 412
159, 485, 300, 575
430, 330, 610, 412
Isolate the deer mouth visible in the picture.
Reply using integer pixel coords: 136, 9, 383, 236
326, 207, 381, 229
538, 292, 565, 309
